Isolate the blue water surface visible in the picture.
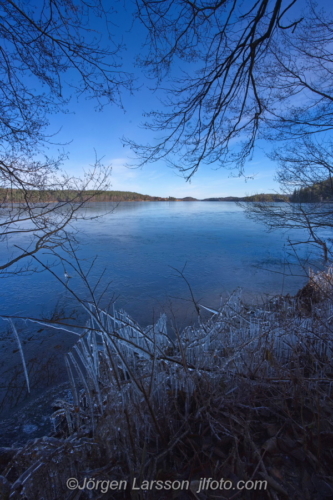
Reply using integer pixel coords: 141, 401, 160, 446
0, 201, 321, 330
0, 201, 328, 423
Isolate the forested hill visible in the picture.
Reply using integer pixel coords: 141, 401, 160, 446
4, 187, 331, 203
0, 189, 194, 203
203, 193, 289, 202
290, 178, 333, 202
0, 188, 291, 203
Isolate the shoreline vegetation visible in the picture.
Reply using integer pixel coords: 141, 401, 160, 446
2, 179, 332, 203
0, 188, 316, 203
1, 269, 333, 499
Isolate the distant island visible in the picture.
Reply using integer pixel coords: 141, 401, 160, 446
201, 194, 289, 202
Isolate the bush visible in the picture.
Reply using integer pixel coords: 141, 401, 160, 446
2, 271, 333, 499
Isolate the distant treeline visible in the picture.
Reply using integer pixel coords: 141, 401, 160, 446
0, 188, 289, 203
290, 178, 333, 203
203, 193, 290, 202
2, 186, 332, 203
0, 188, 177, 203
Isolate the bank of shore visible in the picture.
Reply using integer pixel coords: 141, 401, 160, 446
1, 270, 333, 499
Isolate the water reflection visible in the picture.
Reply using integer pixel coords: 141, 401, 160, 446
1, 202, 321, 328
0, 201, 324, 420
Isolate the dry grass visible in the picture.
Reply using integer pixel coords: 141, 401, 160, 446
1, 269, 333, 499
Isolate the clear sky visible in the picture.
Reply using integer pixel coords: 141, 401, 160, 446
42, 2, 286, 199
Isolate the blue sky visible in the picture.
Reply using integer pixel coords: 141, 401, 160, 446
52, 92, 280, 199
42, 3, 285, 199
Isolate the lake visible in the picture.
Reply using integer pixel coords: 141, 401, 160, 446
0, 201, 323, 421
0, 201, 322, 326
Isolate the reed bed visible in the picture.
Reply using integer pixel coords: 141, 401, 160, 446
1, 269, 333, 499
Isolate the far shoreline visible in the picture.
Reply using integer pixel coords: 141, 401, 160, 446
2, 187, 330, 204
0, 187, 291, 204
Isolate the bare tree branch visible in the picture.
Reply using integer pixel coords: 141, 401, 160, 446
0, 1, 134, 274
124, 0, 333, 180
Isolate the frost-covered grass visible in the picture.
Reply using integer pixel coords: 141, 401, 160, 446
2, 269, 333, 499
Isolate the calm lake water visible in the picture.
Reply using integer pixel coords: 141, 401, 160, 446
0, 201, 326, 431
0, 201, 322, 328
